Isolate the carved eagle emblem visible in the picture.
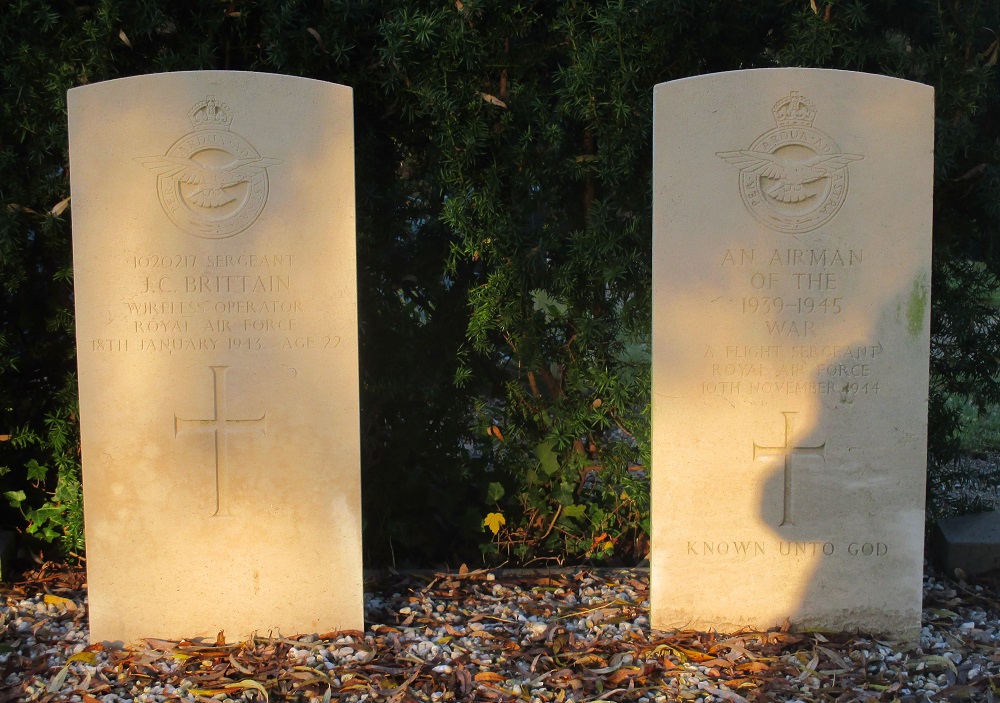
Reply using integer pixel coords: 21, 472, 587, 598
136, 155, 282, 208
716, 151, 863, 204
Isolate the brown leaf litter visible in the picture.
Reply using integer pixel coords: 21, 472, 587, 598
0, 562, 998, 702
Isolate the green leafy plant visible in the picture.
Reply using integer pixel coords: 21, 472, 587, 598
1, 383, 83, 555
1, 0, 998, 566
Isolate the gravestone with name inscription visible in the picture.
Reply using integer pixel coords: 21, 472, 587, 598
651, 69, 933, 640
69, 72, 362, 644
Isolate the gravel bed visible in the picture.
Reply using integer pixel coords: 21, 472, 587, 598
1, 562, 998, 702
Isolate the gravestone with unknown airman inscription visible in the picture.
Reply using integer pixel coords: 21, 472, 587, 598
650, 69, 934, 640
69, 71, 362, 643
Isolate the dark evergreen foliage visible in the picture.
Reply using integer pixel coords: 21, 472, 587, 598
0, 0, 997, 564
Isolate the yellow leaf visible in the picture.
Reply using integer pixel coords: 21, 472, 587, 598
809, 0, 818, 13
67, 651, 98, 666
919, 655, 957, 673
927, 608, 958, 618
50, 196, 71, 217
984, 38, 999, 68
228, 680, 270, 699
481, 93, 508, 108
229, 653, 252, 675
307, 27, 325, 51
44, 594, 76, 610
191, 680, 269, 701
474, 671, 504, 682
47, 664, 70, 693
119, 29, 132, 48
483, 512, 506, 535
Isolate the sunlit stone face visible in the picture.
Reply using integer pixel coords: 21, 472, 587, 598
69, 72, 362, 644
650, 69, 934, 641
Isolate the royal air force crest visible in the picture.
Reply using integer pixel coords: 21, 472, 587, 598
717, 91, 863, 233
137, 97, 281, 239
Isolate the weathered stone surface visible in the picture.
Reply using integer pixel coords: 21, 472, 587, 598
935, 510, 1000, 577
650, 69, 934, 640
69, 72, 362, 644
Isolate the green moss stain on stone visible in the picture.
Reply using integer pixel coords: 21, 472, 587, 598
906, 274, 929, 337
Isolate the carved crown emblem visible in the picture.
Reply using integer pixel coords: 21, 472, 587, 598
772, 91, 817, 127
187, 97, 234, 131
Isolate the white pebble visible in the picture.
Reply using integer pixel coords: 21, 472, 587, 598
526, 622, 547, 636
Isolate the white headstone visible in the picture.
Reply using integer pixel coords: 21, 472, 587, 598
651, 68, 933, 640
69, 71, 362, 644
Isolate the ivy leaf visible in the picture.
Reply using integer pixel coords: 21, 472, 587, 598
534, 439, 559, 476
29, 504, 62, 523
26, 459, 47, 482
531, 290, 568, 323
486, 482, 505, 503
483, 512, 506, 535
553, 481, 574, 506
563, 504, 586, 519
4, 490, 26, 507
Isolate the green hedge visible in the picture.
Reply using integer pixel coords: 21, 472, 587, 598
1, 0, 998, 566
